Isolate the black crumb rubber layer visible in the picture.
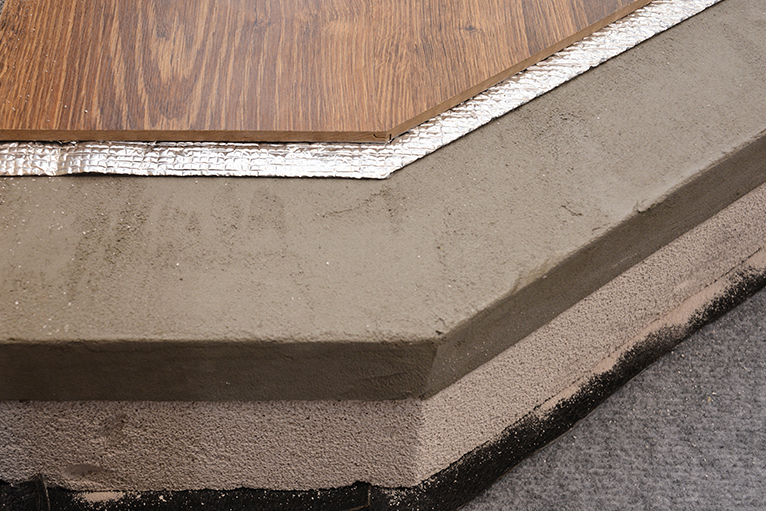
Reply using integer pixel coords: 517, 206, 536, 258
3, 265, 765, 511
0, 479, 371, 511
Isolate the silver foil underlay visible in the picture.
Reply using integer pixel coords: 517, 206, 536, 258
0, 0, 721, 179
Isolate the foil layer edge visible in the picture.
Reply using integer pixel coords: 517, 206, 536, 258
0, 0, 721, 179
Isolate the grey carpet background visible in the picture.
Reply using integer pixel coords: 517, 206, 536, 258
464, 286, 766, 510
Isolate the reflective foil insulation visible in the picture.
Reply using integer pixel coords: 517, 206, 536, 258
0, 0, 720, 179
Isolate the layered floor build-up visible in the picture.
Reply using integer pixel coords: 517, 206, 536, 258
2, 0, 766, 509
0, 0, 648, 142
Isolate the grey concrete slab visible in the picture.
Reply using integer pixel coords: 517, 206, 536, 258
464, 283, 766, 511
3, 181, 765, 495
1, 211, 764, 507
2, 0, 766, 401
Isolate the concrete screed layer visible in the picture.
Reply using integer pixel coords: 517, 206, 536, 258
2, 181, 766, 493
1, 0, 766, 403
1, 0, 766, 495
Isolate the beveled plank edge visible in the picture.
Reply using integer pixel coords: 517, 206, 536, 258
0, 130, 388, 144
0, 0, 649, 144
385, 0, 654, 141
0, 0, 723, 178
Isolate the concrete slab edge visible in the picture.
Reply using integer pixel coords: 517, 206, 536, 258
3, 0, 766, 402
3, 178, 766, 493
3, 127, 765, 402
3, 249, 765, 510
422, 126, 766, 399
369, 249, 766, 511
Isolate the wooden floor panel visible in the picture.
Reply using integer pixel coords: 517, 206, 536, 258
0, 0, 648, 142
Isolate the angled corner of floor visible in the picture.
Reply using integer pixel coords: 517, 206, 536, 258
1, 0, 766, 509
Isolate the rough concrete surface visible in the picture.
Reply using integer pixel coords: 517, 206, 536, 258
2, 178, 765, 493
2, 0, 766, 401
465, 287, 766, 511
2, 279, 765, 508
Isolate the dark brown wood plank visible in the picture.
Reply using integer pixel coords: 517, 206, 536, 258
0, 0, 648, 143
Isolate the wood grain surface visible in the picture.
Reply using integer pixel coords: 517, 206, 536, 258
0, 0, 649, 143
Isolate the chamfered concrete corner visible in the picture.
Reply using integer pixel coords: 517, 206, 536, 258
1, 0, 766, 507
2, 0, 766, 402
1, 189, 766, 505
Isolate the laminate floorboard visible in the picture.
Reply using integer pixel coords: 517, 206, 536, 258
0, 0, 648, 142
